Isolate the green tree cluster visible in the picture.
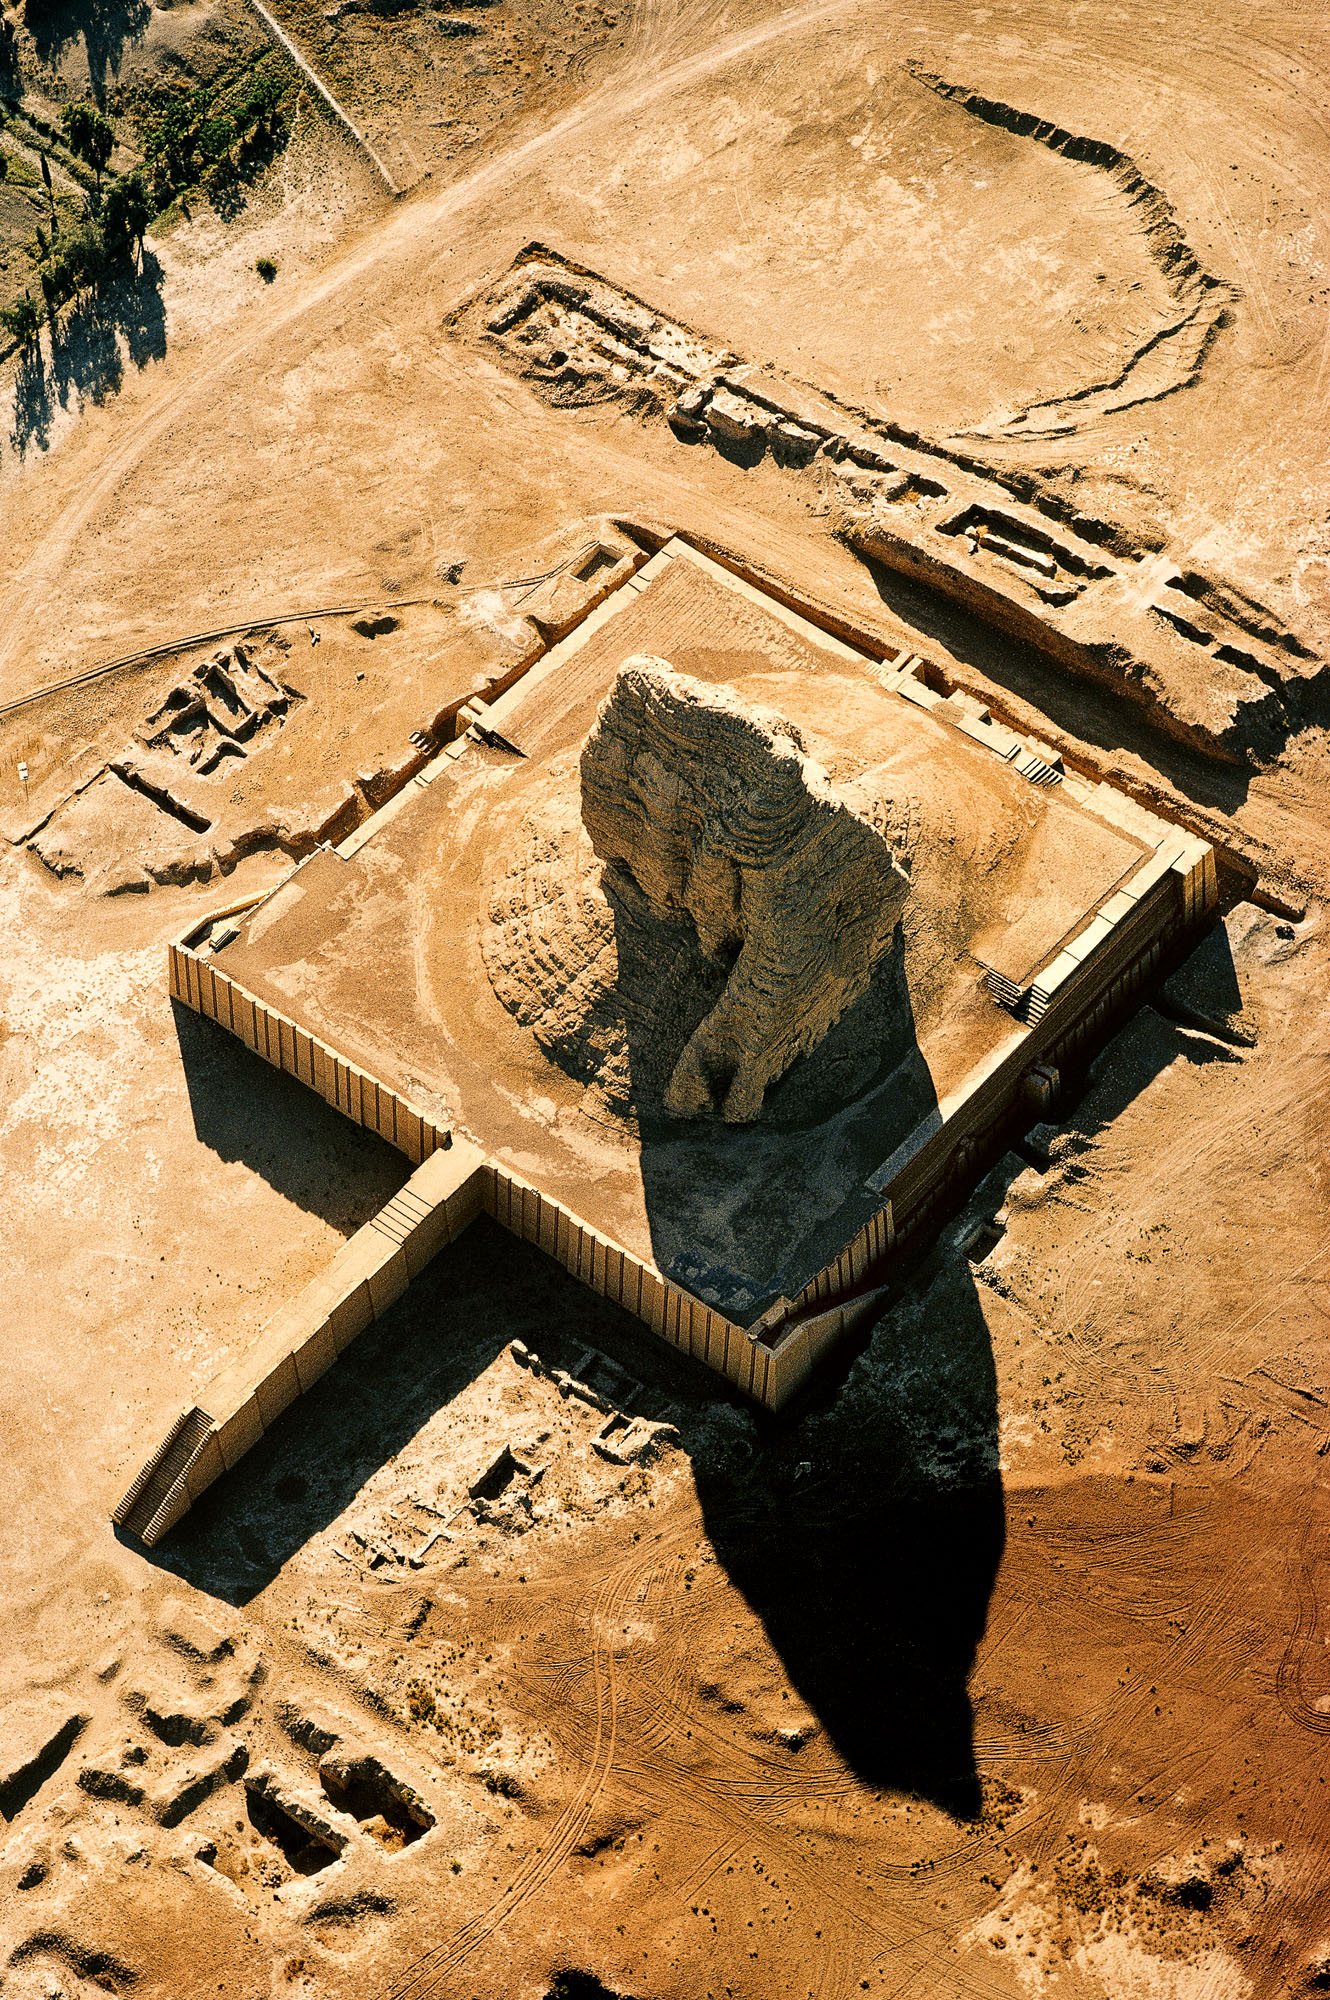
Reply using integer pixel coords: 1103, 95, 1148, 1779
61, 101, 115, 184
143, 68, 288, 210
0, 134, 152, 349
0, 60, 293, 353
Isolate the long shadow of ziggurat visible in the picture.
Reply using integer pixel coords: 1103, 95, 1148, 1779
689, 1247, 1004, 1817
154, 1230, 1004, 1820
150, 912, 1249, 1813
149, 1001, 1004, 1818
499, 844, 1006, 1809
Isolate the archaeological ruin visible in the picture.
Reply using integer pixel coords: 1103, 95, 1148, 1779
579, 656, 911, 1123
9, 6, 1330, 1985
117, 535, 1217, 1545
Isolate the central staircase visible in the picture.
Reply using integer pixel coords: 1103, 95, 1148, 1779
113, 1406, 217, 1548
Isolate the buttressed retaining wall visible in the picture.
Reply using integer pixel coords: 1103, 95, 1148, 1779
167, 930, 782, 1400
114, 1139, 488, 1547
124, 541, 1220, 1547
121, 928, 798, 1545
168, 925, 450, 1164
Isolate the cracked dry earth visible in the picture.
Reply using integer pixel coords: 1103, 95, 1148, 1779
3, 0, 1330, 1997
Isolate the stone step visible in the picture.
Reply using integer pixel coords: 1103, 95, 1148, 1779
112, 1143, 488, 1549
113, 1406, 216, 1546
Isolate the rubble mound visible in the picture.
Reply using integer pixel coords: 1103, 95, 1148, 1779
579, 659, 909, 1121
482, 786, 726, 1124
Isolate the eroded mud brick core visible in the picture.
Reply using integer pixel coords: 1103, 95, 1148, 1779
166, 539, 1216, 1415
580, 657, 910, 1122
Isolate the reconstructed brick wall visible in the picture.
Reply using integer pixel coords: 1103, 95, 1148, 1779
169, 942, 448, 1164
169, 944, 778, 1404
115, 1140, 488, 1544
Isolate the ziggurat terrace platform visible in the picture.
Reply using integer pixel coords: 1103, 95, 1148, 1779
172, 538, 1216, 1407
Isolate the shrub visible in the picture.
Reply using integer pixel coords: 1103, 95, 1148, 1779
481, 1768, 523, 1798
39, 220, 108, 312
255, 254, 277, 283
404, 1679, 437, 1724
199, 114, 234, 162
0, 292, 41, 347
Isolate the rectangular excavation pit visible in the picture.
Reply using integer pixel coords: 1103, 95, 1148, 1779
468, 1444, 543, 1504
317, 1749, 435, 1851
107, 762, 213, 833
591, 1413, 675, 1466
0, 1709, 89, 1821
937, 504, 1112, 582
576, 547, 621, 583
569, 1349, 641, 1408
1154, 602, 1219, 649
244, 1770, 347, 1877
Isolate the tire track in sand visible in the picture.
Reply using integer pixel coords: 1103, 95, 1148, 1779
384, 1549, 653, 1998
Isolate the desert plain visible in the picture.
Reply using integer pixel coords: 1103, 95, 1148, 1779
1, 0, 1330, 1995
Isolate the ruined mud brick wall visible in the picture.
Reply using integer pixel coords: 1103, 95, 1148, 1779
469, 249, 1325, 772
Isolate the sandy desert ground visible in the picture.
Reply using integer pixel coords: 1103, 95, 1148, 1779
2, 0, 1330, 1995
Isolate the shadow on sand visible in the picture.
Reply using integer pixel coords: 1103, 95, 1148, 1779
25, 0, 152, 100
1061, 994, 1242, 1146
145, 909, 1241, 1814
151, 1206, 1005, 1816
148, 1218, 526, 1604
10, 249, 167, 457
589, 882, 1008, 1809
694, 1248, 1005, 1816
172, 999, 406, 1233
